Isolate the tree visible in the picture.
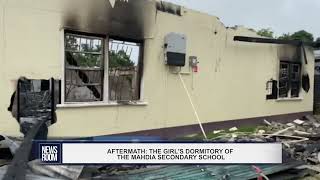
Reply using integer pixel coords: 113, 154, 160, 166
278, 30, 314, 42
109, 50, 135, 68
257, 28, 315, 42
278, 33, 291, 40
290, 30, 314, 42
65, 35, 103, 67
257, 28, 274, 38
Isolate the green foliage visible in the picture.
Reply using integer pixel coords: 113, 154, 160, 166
257, 28, 274, 38
278, 33, 291, 40
65, 35, 135, 68
65, 35, 103, 67
77, 44, 102, 67
72, 53, 101, 67
290, 30, 314, 42
278, 30, 314, 42
109, 50, 135, 68
257, 28, 315, 43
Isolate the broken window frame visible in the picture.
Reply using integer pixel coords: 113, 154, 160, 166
278, 61, 301, 99
61, 30, 145, 105
108, 36, 144, 102
63, 31, 106, 103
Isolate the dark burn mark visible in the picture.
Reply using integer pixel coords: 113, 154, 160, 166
0, 148, 13, 159
0, 135, 5, 141
156, 1, 182, 16
7, 91, 16, 112
62, 0, 156, 41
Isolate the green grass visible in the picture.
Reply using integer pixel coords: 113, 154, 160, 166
177, 125, 268, 141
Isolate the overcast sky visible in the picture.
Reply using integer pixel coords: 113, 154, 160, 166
166, 0, 320, 39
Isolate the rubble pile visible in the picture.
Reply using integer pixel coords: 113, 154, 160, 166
262, 115, 320, 165
209, 115, 320, 166
2, 115, 320, 179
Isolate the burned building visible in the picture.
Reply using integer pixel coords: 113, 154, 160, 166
0, 0, 317, 139
314, 50, 320, 113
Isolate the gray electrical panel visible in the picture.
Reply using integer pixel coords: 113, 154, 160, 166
164, 33, 186, 66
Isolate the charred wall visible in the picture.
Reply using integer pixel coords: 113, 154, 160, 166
62, 0, 156, 40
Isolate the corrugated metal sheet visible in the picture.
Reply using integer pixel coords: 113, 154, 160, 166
100, 161, 302, 180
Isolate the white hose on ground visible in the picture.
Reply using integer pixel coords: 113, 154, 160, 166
178, 73, 208, 140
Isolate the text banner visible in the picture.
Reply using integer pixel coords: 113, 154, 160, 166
39, 142, 282, 164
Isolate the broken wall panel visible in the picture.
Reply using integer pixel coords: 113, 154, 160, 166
7, 78, 61, 136
18, 79, 60, 122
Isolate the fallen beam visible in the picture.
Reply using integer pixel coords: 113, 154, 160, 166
266, 126, 295, 138
3, 120, 47, 180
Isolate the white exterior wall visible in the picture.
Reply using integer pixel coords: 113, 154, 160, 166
0, 0, 314, 137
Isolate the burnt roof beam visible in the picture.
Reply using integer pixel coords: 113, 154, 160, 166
234, 36, 320, 48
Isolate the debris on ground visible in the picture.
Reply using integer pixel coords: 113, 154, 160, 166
294, 119, 305, 125
2, 115, 320, 179
179, 115, 320, 179
0, 135, 20, 155
287, 122, 295, 127
213, 130, 224, 134
209, 115, 320, 167
229, 127, 238, 132
29, 160, 83, 180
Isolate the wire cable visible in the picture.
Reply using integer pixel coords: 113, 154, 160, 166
178, 73, 207, 140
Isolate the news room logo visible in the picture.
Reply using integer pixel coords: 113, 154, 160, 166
39, 143, 61, 164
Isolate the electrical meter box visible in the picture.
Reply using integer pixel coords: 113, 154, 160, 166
164, 33, 186, 66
